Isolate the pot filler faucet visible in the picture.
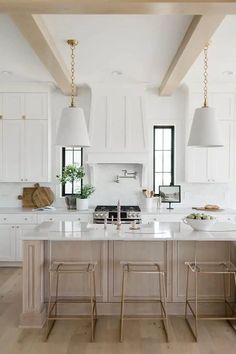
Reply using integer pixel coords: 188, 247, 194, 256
115, 170, 137, 183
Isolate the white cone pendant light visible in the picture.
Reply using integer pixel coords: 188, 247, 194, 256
188, 45, 223, 148
56, 39, 90, 147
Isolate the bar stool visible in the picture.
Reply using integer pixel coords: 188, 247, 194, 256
185, 260, 236, 341
45, 261, 97, 341
120, 261, 169, 342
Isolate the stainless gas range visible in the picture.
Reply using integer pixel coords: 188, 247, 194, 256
93, 205, 141, 224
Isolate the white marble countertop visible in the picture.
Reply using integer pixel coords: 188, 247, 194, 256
0, 207, 236, 216
22, 221, 236, 241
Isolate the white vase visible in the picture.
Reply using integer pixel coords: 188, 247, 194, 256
76, 198, 89, 210
145, 198, 153, 210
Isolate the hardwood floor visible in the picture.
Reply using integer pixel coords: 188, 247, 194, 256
0, 267, 236, 354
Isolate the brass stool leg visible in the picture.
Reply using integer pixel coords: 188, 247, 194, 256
185, 265, 190, 320
93, 270, 97, 321
89, 271, 95, 342
161, 272, 169, 342
194, 271, 198, 341
120, 267, 127, 342
45, 269, 60, 341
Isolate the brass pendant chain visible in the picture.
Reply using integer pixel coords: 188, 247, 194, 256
203, 44, 209, 107
67, 39, 78, 108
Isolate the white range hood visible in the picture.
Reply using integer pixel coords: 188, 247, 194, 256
86, 82, 148, 186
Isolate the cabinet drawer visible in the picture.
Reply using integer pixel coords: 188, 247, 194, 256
0, 214, 37, 224
37, 213, 92, 223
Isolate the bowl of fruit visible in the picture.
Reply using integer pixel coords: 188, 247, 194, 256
183, 213, 216, 231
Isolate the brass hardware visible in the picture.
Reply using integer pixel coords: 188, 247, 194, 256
22, 115, 26, 119
119, 262, 169, 342
0, 115, 2, 119
45, 261, 97, 341
66, 39, 78, 108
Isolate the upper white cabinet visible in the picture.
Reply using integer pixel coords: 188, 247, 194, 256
186, 89, 236, 183
1, 92, 47, 120
0, 89, 50, 182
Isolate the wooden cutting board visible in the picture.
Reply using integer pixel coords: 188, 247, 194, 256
18, 184, 54, 208
192, 207, 224, 212
32, 186, 54, 208
18, 187, 37, 208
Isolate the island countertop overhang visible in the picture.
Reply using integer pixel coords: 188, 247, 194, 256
22, 221, 236, 242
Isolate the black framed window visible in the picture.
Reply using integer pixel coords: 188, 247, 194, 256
61, 147, 83, 196
153, 126, 175, 194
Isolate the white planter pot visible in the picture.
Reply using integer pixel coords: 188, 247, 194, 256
76, 198, 89, 210
145, 198, 153, 210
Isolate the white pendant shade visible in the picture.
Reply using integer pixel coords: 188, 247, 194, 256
56, 106, 90, 147
188, 106, 223, 147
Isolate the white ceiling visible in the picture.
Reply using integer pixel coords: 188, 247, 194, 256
185, 15, 236, 84
0, 14, 192, 86
0, 15, 53, 83
42, 14, 192, 85
0, 14, 236, 89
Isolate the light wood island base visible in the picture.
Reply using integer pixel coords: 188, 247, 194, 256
20, 239, 236, 328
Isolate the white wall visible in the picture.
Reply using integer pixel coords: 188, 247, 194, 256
0, 83, 236, 209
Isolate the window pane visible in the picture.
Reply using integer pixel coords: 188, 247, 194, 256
65, 150, 73, 165
163, 173, 171, 186
163, 151, 171, 172
164, 129, 172, 150
155, 151, 163, 172
153, 126, 174, 194
62, 147, 83, 196
155, 129, 163, 150
155, 173, 163, 193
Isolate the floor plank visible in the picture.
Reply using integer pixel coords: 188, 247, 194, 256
0, 267, 236, 354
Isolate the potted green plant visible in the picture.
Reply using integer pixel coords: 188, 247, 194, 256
57, 164, 85, 210
76, 184, 95, 210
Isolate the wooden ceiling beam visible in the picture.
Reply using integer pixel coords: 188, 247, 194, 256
10, 14, 72, 95
159, 14, 225, 96
1, 1, 236, 15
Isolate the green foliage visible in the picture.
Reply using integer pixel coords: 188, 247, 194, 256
57, 164, 85, 184
76, 184, 95, 199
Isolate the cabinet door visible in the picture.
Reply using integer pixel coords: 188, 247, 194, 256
185, 147, 208, 182
24, 93, 48, 120
2, 93, 24, 119
0, 225, 15, 261
2, 120, 23, 182
0, 120, 3, 181
207, 121, 233, 183
24, 120, 49, 182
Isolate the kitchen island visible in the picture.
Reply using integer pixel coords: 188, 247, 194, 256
20, 221, 236, 327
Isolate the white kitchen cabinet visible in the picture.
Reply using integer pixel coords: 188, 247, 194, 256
1, 116, 49, 182
0, 90, 50, 182
1, 92, 47, 120
2, 93, 24, 119
2, 120, 23, 182
24, 120, 48, 182
0, 225, 15, 261
24, 93, 48, 120
0, 119, 3, 181
37, 213, 93, 223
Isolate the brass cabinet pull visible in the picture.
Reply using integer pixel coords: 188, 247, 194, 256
22, 115, 26, 119
0, 115, 3, 119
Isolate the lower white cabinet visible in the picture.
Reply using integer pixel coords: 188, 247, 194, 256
0, 224, 36, 262
0, 225, 15, 261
